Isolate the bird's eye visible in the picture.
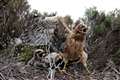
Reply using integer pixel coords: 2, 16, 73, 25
39, 53, 43, 57
83, 28, 87, 32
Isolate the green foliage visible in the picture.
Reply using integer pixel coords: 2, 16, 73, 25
94, 23, 106, 34
104, 15, 112, 27
18, 44, 47, 63
112, 16, 120, 31
31, 9, 41, 16
43, 12, 56, 17
85, 7, 98, 21
19, 46, 33, 63
85, 7, 114, 36
0, 0, 30, 48
85, 7, 120, 69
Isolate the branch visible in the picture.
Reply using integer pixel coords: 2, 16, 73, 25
0, 72, 6, 80
58, 17, 72, 33
111, 67, 120, 75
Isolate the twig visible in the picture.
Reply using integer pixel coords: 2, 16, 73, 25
0, 65, 10, 71
111, 67, 120, 75
102, 65, 111, 74
62, 70, 77, 79
0, 72, 6, 80
115, 74, 119, 80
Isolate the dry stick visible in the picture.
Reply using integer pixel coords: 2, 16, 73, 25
62, 70, 78, 79
17, 76, 25, 80
0, 66, 8, 71
115, 74, 119, 80
111, 67, 120, 75
102, 65, 111, 74
64, 71, 92, 80
58, 18, 72, 33
108, 60, 120, 75
0, 72, 6, 80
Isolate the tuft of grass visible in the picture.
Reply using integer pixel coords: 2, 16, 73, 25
19, 46, 33, 63
18, 44, 48, 63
